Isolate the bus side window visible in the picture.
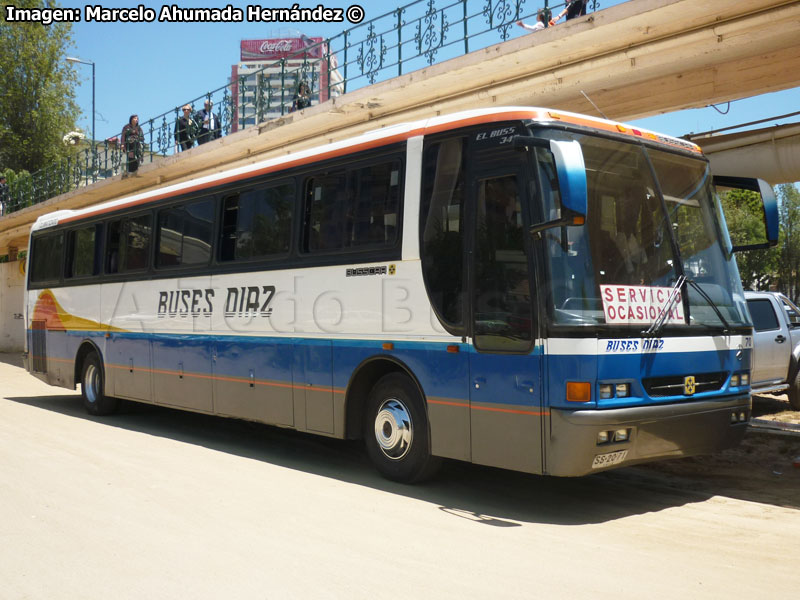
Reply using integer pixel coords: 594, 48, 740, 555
420, 137, 466, 333
66, 224, 100, 279
347, 161, 401, 247
30, 233, 64, 284
304, 171, 347, 252
124, 215, 152, 271
106, 220, 122, 274
220, 183, 293, 262
106, 214, 151, 274
156, 199, 214, 268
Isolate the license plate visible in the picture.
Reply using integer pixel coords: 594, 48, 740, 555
591, 450, 628, 469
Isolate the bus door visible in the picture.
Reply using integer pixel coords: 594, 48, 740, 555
468, 170, 544, 474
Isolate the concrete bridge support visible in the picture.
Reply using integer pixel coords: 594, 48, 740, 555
0, 261, 24, 352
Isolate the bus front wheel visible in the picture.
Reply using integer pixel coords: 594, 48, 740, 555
364, 373, 440, 483
81, 352, 118, 416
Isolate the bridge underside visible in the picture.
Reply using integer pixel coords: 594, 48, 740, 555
2, 0, 800, 253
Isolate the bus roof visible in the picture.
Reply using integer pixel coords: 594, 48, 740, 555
31, 106, 701, 233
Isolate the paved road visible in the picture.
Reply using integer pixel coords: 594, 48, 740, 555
1, 354, 798, 599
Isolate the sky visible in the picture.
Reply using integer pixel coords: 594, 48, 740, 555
49, 0, 800, 149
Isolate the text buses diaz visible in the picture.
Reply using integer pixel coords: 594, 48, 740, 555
24, 108, 777, 482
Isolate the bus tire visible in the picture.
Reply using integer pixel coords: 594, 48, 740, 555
788, 370, 800, 411
81, 352, 118, 416
364, 373, 441, 483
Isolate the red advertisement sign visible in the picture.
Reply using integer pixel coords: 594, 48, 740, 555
240, 36, 324, 61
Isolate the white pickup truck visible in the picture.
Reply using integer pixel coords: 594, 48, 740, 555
745, 290, 800, 410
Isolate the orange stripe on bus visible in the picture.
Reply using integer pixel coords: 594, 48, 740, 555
107, 362, 345, 394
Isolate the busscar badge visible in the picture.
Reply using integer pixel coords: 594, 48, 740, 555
684, 375, 696, 395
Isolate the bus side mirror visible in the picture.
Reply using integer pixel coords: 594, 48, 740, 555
713, 176, 778, 252
515, 137, 587, 235
550, 139, 587, 218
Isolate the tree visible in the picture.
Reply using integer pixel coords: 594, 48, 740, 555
0, 0, 80, 173
776, 184, 800, 303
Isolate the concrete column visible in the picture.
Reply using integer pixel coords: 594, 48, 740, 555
0, 260, 25, 352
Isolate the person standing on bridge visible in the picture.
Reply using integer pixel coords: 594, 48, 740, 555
196, 99, 221, 145
290, 81, 312, 113
121, 115, 144, 176
174, 104, 197, 153
550, 0, 588, 25
516, 10, 547, 33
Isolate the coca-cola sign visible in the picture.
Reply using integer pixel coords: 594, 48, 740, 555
259, 40, 293, 54
240, 37, 324, 61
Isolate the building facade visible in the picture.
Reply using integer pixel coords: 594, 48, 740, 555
231, 35, 343, 131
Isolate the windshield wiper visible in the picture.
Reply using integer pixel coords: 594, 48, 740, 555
643, 275, 686, 337
686, 278, 731, 333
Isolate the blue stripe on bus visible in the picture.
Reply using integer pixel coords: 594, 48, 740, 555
33, 329, 745, 409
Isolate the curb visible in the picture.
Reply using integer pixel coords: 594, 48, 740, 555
749, 419, 800, 436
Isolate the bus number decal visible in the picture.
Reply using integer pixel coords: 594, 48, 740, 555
474, 126, 517, 145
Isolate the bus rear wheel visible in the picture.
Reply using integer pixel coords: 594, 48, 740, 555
81, 352, 118, 416
364, 373, 440, 483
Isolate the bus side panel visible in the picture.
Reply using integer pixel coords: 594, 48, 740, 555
106, 333, 153, 402
147, 275, 214, 413
28, 286, 103, 390
151, 333, 214, 413
292, 339, 336, 435
103, 282, 154, 403
213, 336, 294, 427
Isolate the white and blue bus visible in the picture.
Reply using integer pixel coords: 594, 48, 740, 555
24, 107, 777, 482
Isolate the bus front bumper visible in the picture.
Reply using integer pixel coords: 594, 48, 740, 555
546, 394, 751, 477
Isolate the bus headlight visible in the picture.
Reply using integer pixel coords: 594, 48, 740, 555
599, 384, 613, 399
730, 374, 739, 387
613, 428, 630, 442
615, 383, 630, 397
740, 372, 749, 386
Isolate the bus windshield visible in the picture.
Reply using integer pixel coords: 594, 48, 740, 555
536, 130, 750, 331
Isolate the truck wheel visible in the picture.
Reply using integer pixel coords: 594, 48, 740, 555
81, 352, 118, 416
364, 373, 441, 483
788, 370, 800, 411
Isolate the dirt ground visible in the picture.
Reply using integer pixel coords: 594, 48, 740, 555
751, 392, 800, 425
640, 393, 800, 508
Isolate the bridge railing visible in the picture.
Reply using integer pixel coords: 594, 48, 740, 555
1, 0, 600, 216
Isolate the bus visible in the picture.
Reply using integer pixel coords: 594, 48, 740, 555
23, 107, 778, 483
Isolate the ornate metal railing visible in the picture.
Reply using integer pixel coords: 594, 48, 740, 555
0, 0, 600, 215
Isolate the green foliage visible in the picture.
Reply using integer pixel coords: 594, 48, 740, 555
719, 188, 777, 290
720, 183, 800, 299
0, 0, 80, 173
776, 184, 800, 303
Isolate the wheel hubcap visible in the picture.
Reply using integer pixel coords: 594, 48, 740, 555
374, 398, 413, 460
84, 364, 99, 404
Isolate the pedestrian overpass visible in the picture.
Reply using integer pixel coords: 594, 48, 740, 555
2, 0, 800, 257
